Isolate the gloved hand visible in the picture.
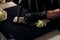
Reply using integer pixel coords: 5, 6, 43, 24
24, 12, 46, 24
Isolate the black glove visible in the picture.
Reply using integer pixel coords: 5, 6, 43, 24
24, 11, 47, 24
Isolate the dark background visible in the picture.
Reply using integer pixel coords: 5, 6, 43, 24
13, 0, 59, 12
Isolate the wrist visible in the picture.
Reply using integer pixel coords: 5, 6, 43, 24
46, 9, 60, 19
42, 11, 47, 19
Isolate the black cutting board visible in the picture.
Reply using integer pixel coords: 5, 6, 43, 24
0, 6, 56, 40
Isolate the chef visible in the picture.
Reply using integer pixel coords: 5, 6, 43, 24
13, 0, 60, 28
13, 0, 60, 22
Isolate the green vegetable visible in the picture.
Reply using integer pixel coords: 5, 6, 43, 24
0, 8, 7, 21
35, 19, 50, 27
